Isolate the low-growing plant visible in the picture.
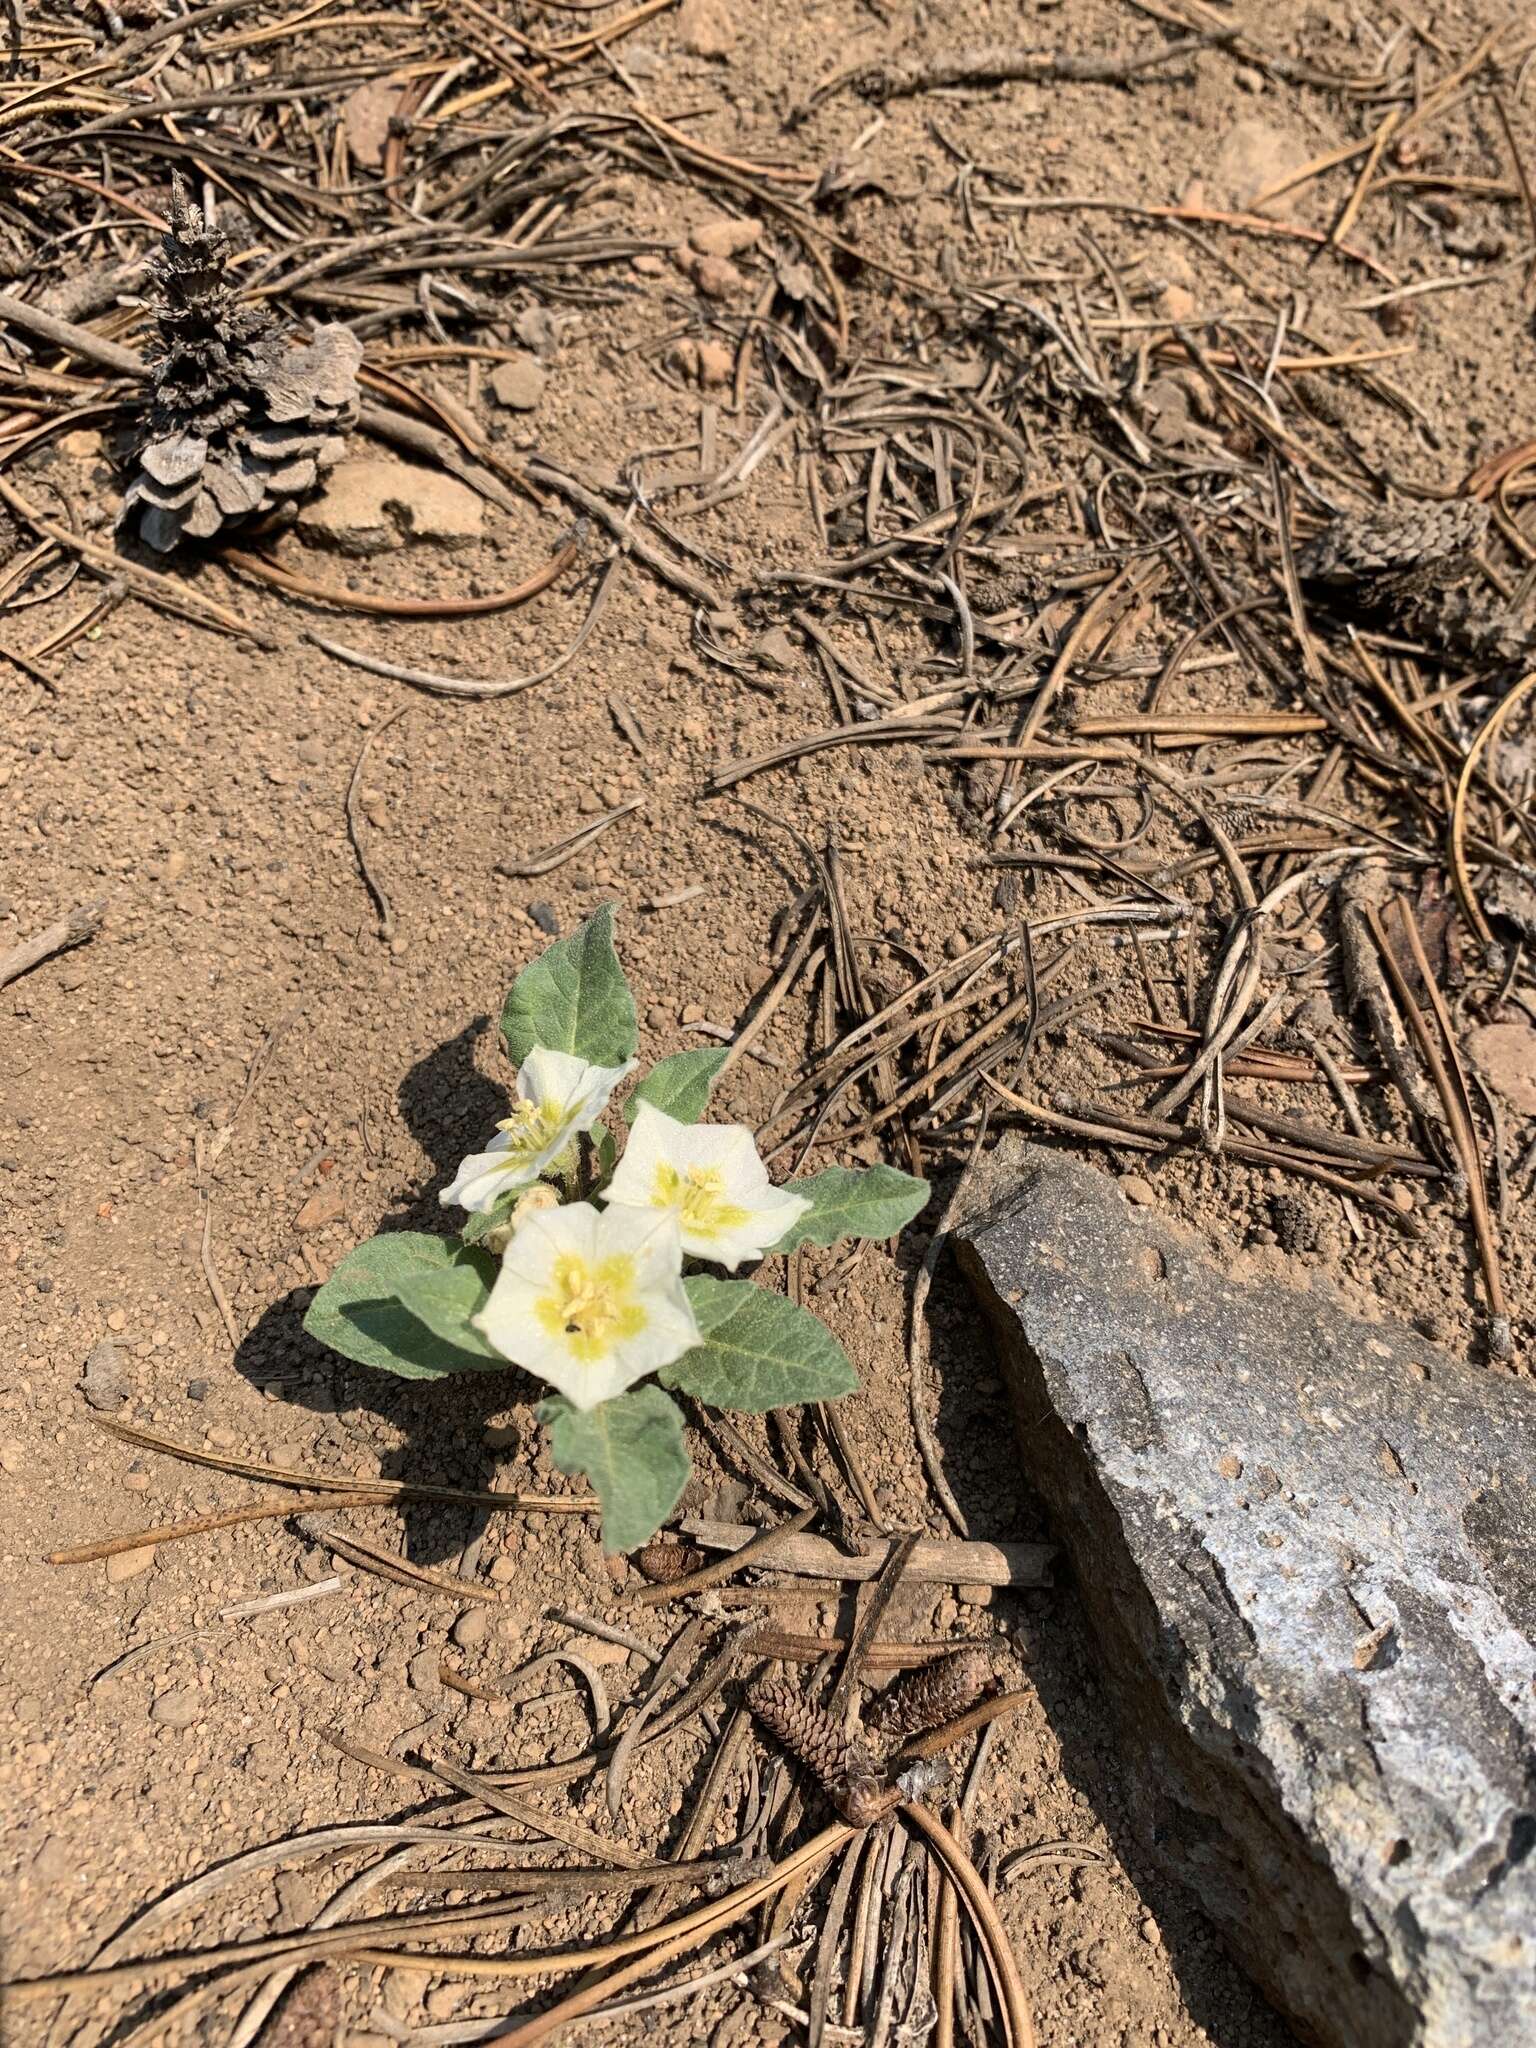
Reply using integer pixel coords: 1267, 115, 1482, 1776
302, 907, 929, 1550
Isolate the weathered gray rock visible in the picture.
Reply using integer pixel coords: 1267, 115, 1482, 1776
956, 1141, 1536, 2048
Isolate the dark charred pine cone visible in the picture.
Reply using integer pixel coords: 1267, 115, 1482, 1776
121, 178, 361, 552
1382, 574, 1536, 668
866, 1647, 993, 1748
633, 1539, 707, 1583
747, 1676, 888, 1825
1296, 500, 1489, 584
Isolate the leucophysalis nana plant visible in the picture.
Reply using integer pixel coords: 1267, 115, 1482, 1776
302, 908, 929, 1551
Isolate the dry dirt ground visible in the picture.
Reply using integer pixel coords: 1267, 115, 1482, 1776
2, 2, 1533, 2044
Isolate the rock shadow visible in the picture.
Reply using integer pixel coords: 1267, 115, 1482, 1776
924, 1140, 1298, 2048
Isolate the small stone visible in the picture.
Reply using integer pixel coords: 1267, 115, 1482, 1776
577, 1636, 631, 1668
106, 1308, 127, 1331
528, 901, 559, 936
0, 1439, 24, 1474
1218, 1454, 1244, 1481
122, 1470, 149, 1493
408, 1648, 442, 1694
150, 1688, 200, 1729
206, 1426, 237, 1449
489, 354, 547, 412
342, 78, 396, 168
488, 1557, 518, 1585
1118, 1174, 1156, 1206
186, 1378, 210, 1401
691, 253, 745, 300
82, 1338, 127, 1412
1158, 284, 1199, 323
1141, 1916, 1163, 1946
957, 1583, 994, 1607
690, 217, 762, 259
297, 459, 483, 554
753, 626, 797, 672
1467, 1020, 1536, 1114
452, 1608, 490, 1651
106, 1544, 156, 1583
695, 340, 733, 387
295, 1187, 347, 1234
647, 1004, 670, 1030
677, 0, 734, 56
680, 1002, 705, 1024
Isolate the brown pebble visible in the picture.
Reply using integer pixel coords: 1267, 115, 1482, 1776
150, 1688, 200, 1729
1119, 1174, 1156, 1206
106, 1544, 157, 1583
690, 217, 762, 259
1218, 1454, 1243, 1481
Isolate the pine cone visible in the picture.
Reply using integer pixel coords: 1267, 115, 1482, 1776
1296, 500, 1488, 584
1386, 575, 1536, 668
121, 178, 361, 552
866, 1647, 992, 1747
747, 1676, 888, 1825
634, 1539, 707, 1583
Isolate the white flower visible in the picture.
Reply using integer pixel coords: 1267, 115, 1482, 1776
440, 1047, 633, 1214
602, 1103, 809, 1270
473, 1200, 698, 1409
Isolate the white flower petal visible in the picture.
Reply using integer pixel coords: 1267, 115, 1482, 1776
604, 1104, 809, 1268
439, 1145, 538, 1213
472, 1199, 696, 1411
440, 1050, 633, 1214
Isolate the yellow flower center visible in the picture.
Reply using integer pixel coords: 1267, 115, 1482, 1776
494, 1097, 568, 1174
535, 1252, 647, 1362
652, 1162, 751, 1241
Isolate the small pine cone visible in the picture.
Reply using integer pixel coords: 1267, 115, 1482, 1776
634, 1539, 706, 1584
748, 1677, 889, 1824
1296, 500, 1488, 584
866, 1647, 993, 1748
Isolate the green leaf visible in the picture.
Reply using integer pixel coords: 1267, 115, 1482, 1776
626, 1046, 730, 1125
460, 1192, 518, 1245
303, 1234, 504, 1380
499, 904, 637, 1070
393, 1247, 502, 1363
771, 1164, 930, 1253
660, 1276, 857, 1412
539, 1386, 691, 1552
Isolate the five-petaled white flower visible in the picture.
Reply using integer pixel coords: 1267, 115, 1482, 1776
440, 1048, 633, 1214
602, 1104, 809, 1270
473, 1200, 699, 1409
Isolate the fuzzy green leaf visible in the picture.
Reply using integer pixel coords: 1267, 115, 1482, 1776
303, 1234, 502, 1380
626, 1046, 730, 1125
539, 1386, 690, 1553
660, 1276, 857, 1412
460, 1192, 518, 1245
499, 904, 637, 1070
771, 1164, 930, 1253
393, 1248, 502, 1363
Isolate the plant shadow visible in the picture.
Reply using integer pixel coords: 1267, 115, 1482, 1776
232, 1016, 548, 1566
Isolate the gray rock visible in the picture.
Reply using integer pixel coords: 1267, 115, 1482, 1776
81, 1337, 126, 1412
955, 1141, 1536, 2048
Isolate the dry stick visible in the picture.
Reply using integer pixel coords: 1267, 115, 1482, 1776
0, 897, 104, 992
311, 549, 622, 700
47, 1490, 397, 1565
298, 1518, 499, 1605
222, 528, 578, 618
678, 1521, 1051, 1587
87, 1414, 596, 1513
845, 32, 1212, 100
631, 1504, 819, 1608
341, 1820, 855, 1982
0, 470, 267, 642
0, 287, 145, 378
346, 702, 409, 941
903, 1800, 1035, 2048
525, 458, 724, 609
497, 795, 645, 879
1448, 670, 1536, 951
828, 1527, 921, 1725
1367, 901, 1510, 1354
1337, 869, 1448, 1159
